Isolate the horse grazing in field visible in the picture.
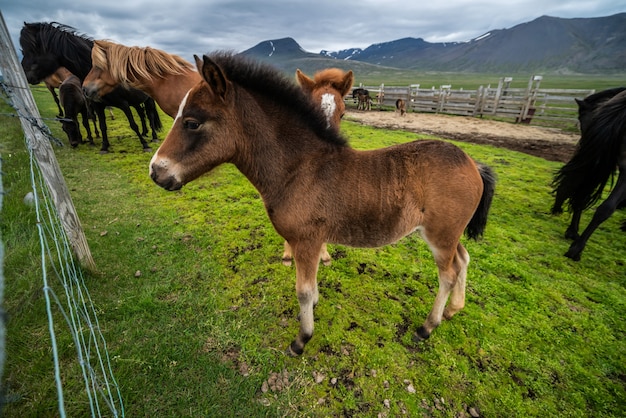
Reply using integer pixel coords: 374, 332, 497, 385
551, 87, 626, 260
19, 21, 162, 153
278, 67, 355, 267
150, 52, 496, 355
396, 98, 407, 116
83, 39, 201, 118
55, 67, 99, 147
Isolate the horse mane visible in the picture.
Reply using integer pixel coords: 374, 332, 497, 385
91, 40, 196, 87
553, 90, 626, 211
20, 22, 94, 78
209, 51, 347, 147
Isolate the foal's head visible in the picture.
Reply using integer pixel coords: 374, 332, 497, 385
296, 68, 353, 129
150, 52, 346, 191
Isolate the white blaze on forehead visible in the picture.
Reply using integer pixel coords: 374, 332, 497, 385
176, 90, 191, 120
149, 89, 191, 179
320, 93, 336, 128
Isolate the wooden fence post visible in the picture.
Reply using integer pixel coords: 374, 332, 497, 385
0, 12, 96, 271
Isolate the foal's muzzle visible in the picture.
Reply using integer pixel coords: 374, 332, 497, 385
150, 164, 183, 191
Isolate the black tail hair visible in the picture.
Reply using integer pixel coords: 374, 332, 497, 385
466, 163, 496, 240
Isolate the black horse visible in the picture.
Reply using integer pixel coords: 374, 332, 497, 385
551, 87, 626, 260
20, 21, 162, 153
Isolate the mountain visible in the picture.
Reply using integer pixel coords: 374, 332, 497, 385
242, 13, 626, 74
240, 37, 400, 76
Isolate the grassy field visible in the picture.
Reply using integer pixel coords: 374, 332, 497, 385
349, 70, 626, 92
1, 84, 625, 417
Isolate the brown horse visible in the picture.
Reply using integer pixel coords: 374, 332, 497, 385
150, 52, 496, 355
281, 68, 354, 266
83, 40, 201, 117
396, 98, 407, 116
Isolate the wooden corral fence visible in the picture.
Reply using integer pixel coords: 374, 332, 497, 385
354, 75, 595, 129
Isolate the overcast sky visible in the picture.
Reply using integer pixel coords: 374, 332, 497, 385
1, 1, 623, 62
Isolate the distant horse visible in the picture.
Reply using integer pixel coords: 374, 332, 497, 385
83, 39, 201, 118
377, 91, 385, 106
357, 92, 372, 111
150, 52, 496, 355
280, 67, 354, 266
551, 88, 626, 260
352, 87, 368, 103
19, 22, 162, 153
396, 98, 407, 116
56, 68, 98, 147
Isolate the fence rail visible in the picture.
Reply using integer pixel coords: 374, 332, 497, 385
353, 76, 595, 128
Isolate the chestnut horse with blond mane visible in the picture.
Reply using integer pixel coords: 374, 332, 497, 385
83, 40, 201, 117
150, 52, 496, 355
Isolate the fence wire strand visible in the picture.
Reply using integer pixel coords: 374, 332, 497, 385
26, 136, 125, 417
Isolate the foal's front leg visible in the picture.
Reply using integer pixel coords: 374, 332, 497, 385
282, 241, 331, 266
287, 243, 321, 356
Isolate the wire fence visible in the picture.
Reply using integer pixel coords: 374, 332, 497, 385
0, 11, 124, 417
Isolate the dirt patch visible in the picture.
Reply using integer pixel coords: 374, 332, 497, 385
345, 109, 579, 163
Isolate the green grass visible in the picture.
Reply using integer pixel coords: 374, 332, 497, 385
352, 71, 626, 92
1, 83, 625, 417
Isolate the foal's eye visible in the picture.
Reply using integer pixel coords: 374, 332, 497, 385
183, 119, 200, 130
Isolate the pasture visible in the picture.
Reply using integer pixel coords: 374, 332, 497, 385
1, 85, 625, 417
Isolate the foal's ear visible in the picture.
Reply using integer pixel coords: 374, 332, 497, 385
195, 54, 230, 101
338, 70, 354, 96
295, 69, 315, 94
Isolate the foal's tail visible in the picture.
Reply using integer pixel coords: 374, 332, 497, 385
466, 163, 496, 240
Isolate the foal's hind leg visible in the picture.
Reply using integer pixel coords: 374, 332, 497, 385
443, 243, 470, 320
414, 240, 468, 342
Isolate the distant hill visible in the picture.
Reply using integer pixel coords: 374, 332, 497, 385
241, 13, 626, 75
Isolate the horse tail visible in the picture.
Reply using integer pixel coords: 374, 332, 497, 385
551, 90, 626, 213
466, 163, 496, 240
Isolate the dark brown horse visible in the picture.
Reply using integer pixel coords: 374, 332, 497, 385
56, 67, 99, 147
150, 52, 496, 355
357, 92, 372, 111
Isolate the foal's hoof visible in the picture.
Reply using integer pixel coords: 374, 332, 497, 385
412, 326, 431, 343
321, 258, 332, 267
143, 147, 153, 153
282, 257, 293, 267
286, 342, 304, 357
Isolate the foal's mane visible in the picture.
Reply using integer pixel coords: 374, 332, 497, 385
92, 40, 196, 85
313, 68, 349, 86
209, 51, 348, 147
